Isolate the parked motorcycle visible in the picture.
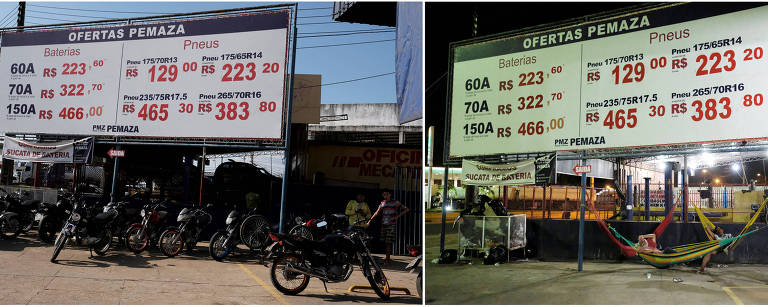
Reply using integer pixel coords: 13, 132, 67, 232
37, 193, 74, 243
0, 188, 40, 239
404, 245, 422, 298
289, 213, 348, 241
124, 201, 170, 254
209, 209, 268, 261
267, 224, 391, 300
50, 198, 121, 262
158, 204, 213, 257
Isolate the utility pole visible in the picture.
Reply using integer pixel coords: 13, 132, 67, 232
16, 1, 25, 30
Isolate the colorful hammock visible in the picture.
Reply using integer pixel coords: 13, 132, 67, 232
692, 197, 768, 253
585, 193, 679, 257
586, 191, 766, 267
609, 225, 763, 268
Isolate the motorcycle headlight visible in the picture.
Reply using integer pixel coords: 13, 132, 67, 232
141, 209, 146, 217
226, 217, 235, 225
71, 212, 81, 222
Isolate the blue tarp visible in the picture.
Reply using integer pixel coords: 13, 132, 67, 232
395, 2, 422, 124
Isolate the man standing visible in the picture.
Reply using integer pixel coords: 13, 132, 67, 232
345, 193, 371, 228
369, 190, 409, 265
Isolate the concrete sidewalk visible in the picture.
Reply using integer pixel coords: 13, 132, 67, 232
0, 233, 421, 305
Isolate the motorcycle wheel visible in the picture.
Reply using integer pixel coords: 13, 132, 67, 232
270, 254, 310, 295
93, 229, 112, 256
50, 232, 68, 263
159, 228, 184, 257
240, 215, 270, 250
209, 231, 231, 261
38, 216, 58, 244
125, 225, 148, 254
363, 255, 391, 300
289, 225, 313, 240
21, 216, 34, 233
416, 270, 422, 298
0, 216, 22, 239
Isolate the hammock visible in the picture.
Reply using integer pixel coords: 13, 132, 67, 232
585, 192, 679, 257
609, 225, 764, 268
692, 197, 768, 253
586, 192, 765, 266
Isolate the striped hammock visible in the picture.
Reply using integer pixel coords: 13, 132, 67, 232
609, 226, 761, 268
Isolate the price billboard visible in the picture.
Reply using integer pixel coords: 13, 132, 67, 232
448, 3, 768, 157
0, 10, 290, 139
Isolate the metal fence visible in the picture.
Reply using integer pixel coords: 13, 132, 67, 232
393, 166, 422, 256
0, 185, 57, 204
502, 185, 618, 220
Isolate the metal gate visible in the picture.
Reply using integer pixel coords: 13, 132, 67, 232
393, 166, 422, 255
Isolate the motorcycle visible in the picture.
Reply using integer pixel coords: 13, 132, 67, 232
158, 204, 213, 257
404, 245, 422, 298
37, 193, 74, 243
0, 189, 40, 239
289, 213, 348, 241
209, 209, 269, 261
124, 201, 170, 254
50, 198, 120, 262
267, 223, 391, 300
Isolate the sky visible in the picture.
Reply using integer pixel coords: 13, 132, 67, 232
0, 1, 397, 105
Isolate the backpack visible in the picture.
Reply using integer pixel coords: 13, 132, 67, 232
483, 245, 508, 265
437, 249, 457, 264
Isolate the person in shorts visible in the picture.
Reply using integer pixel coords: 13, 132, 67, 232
368, 190, 409, 265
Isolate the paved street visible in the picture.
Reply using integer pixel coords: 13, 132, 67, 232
0, 232, 421, 305
425, 224, 768, 305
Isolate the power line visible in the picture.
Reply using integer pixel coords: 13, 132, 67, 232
298, 7, 332, 11
297, 21, 340, 26
0, 4, 18, 27
29, 3, 331, 15
27, 4, 180, 15
298, 39, 395, 49
295, 72, 394, 89
27, 9, 105, 20
297, 14, 332, 19
298, 29, 394, 38
300, 29, 393, 35
26, 15, 83, 24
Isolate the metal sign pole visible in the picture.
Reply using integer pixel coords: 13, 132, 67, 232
277, 5, 298, 233
109, 142, 121, 202
578, 152, 586, 272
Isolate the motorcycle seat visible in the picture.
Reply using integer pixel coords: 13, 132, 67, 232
94, 212, 111, 222
22, 200, 41, 207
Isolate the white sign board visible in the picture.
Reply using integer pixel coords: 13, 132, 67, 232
461, 159, 536, 186
0, 11, 290, 139
2, 136, 87, 163
449, 4, 768, 156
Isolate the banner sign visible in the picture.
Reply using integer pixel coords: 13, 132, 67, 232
534, 153, 556, 185
0, 10, 290, 139
2, 137, 92, 163
463, 154, 555, 186
306, 144, 421, 189
462, 159, 535, 186
449, 3, 768, 156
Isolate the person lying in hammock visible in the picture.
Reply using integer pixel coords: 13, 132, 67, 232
699, 226, 732, 273
635, 234, 663, 253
